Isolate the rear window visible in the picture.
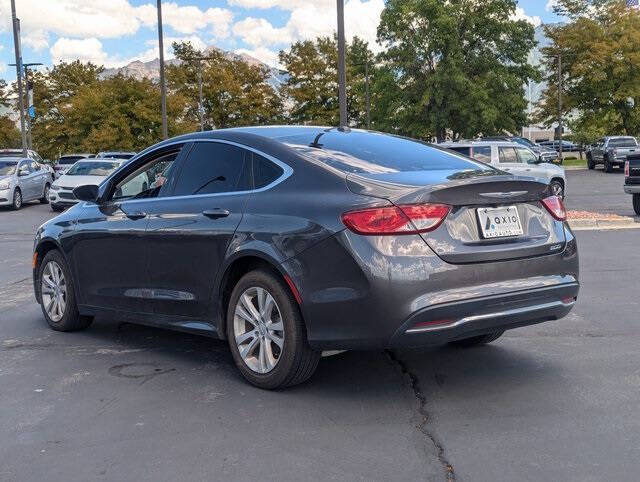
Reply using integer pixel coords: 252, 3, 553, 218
0, 151, 21, 158
287, 131, 494, 174
471, 146, 492, 163
59, 156, 85, 164
609, 138, 637, 148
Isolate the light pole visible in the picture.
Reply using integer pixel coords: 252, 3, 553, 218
11, 62, 43, 150
157, 0, 168, 140
184, 56, 217, 131
10, 0, 28, 155
336, 0, 347, 128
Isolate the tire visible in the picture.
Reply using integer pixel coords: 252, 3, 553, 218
51, 204, 64, 212
449, 331, 504, 348
550, 179, 564, 199
12, 188, 22, 210
226, 269, 320, 389
40, 183, 50, 204
38, 250, 93, 332
633, 194, 640, 216
604, 156, 613, 173
587, 153, 595, 170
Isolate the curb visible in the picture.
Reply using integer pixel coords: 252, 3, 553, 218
568, 217, 640, 231
564, 166, 587, 171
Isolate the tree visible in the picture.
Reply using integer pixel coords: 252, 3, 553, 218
0, 78, 11, 108
168, 41, 283, 129
0, 79, 20, 148
279, 35, 376, 127
536, 0, 640, 138
377, 0, 539, 141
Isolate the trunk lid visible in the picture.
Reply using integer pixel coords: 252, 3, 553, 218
346, 169, 566, 264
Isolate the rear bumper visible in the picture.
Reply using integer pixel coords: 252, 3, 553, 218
624, 184, 640, 194
286, 226, 579, 350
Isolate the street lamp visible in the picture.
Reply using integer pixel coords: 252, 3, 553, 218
10, 0, 28, 155
336, 0, 347, 128
184, 56, 217, 132
157, 0, 168, 140
10, 62, 43, 150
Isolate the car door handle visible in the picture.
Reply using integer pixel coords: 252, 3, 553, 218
202, 209, 230, 219
125, 211, 147, 220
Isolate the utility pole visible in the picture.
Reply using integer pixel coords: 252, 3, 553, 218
11, 62, 43, 150
557, 54, 563, 163
10, 0, 27, 155
157, 0, 168, 140
336, 0, 347, 128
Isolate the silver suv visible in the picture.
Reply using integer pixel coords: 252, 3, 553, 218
440, 141, 567, 198
0, 157, 52, 209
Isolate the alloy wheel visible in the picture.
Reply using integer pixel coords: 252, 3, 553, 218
551, 181, 564, 198
14, 190, 22, 209
233, 286, 284, 374
41, 261, 67, 322
44, 185, 50, 201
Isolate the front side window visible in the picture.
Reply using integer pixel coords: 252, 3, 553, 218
515, 147, 538, 164
172, 142, 250, 196
471, 146, 492, 163
113, 151, 179, 201
498, 147, 519, 163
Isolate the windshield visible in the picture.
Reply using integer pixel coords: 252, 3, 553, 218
513, 137, 535, 148
66, 161, 120, 176
0, 161, 18, 176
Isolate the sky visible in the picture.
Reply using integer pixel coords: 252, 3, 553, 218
0, 0, 563, 81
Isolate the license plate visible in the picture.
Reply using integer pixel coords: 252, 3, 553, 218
477, 206, 523, 239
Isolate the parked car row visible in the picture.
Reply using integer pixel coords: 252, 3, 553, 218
439, 139, 567, 198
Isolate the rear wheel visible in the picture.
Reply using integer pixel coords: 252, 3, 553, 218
587, 153, 595, 170
40, 183, 50, 204
550, 179, 564, 199
604, 156, 613, 173
633, 194, 640, 216
51, 204, 63, 212
226, 269, 320, 389
38, 250, 93, 331
12, 188, 22, 210
449, 331, 504, 348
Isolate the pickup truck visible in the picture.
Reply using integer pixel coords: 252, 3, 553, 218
624, 154, 640, 215
588, 136, 638, 172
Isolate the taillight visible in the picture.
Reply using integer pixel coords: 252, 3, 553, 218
342, 204, 450, 235
625, 161, 630, 177
541, 195, 567, 221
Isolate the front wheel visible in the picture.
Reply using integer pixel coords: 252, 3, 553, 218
633, 194, 640, 216
12, 188, 22, 210
226, 269, 320, 389
449, 331, 504, 348
550, 180, 564, 199
587, 153, 595, 170
38, 250, 93, 331
40, 184, 50, 204
604, 157, 613, 173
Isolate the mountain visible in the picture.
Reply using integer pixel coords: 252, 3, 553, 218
101, 46, 287, 90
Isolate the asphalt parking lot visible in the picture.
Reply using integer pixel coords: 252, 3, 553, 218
1, 169, 639, 481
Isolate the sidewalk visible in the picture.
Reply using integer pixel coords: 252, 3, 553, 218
567, 210, 640, 230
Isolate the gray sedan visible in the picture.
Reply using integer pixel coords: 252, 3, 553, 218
0, 157, 51, 210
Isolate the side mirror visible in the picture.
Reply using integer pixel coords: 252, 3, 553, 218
73, 184, 99, 203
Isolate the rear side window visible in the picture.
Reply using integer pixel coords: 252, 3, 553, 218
253, 153, 284, 189
173, 142, 250, 196
498, 147, 519, 163
471, 146, 492, 163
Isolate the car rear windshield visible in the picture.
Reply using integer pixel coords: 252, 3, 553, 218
66, 161, 120, 176
0, 151, 21, 158
59, 156, 86, 164
287, 131, 495, 174
0, 161, 17, 175
609, 138, 637, 148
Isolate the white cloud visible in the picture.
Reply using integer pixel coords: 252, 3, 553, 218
235, 47, 280, 67
0, 62, 6, 74
231, 0, 384, 51
22, 30, 49, 51
546, 0, 558, 12
0, 1, 233, 40
512, 7, 541, 27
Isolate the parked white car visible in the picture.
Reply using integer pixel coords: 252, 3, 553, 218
439, 141, 567, 198
49, 159, 148, 211
0, 157, 52, 209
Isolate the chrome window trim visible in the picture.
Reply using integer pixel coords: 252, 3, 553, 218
101, 138, 293, 206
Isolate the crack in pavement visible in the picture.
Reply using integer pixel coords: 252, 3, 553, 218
385, 349, 455, 481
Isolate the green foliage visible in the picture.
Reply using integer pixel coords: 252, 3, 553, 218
376, 0, 539, 140
0, 79, 11, 108
279, 35, 375, 127
168, 41, 283, 129
537, 0, 640, 141
0, 115, 21, 148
